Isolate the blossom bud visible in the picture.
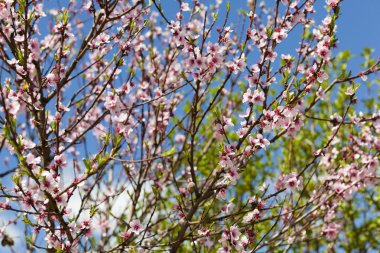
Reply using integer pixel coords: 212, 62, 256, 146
186, 181, 196, 193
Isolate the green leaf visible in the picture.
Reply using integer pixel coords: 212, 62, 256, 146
62, 10, 69, 24
90, 205, 97, 217
163, 147, 176, 157
23, 215, 33, 226
83, 158, 93, 174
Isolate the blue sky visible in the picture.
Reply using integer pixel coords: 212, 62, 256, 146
336, 0, 380, 67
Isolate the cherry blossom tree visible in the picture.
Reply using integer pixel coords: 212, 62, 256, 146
0, 0, 379, 252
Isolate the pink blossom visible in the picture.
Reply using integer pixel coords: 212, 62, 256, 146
129, 219, 143, 234
323, 222, 341, 241
316, 45, 331, 61
180, 3, 191, 12
285, 172, 303, 191
272, 28, 288, 43
54, 154, 67, 168
26, 153, 41, 168
120, 230, 132, 239
326, 0, 340, 8
243, 89, 265, 105
250, 134, 270, 150
46, 72, 59, 84
243, 209, 260, 223
40, 171, 56, 191
221, 203, 234, 214
229, 225, 241, 240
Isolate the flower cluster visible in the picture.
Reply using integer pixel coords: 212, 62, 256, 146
0, 0, 378, 252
